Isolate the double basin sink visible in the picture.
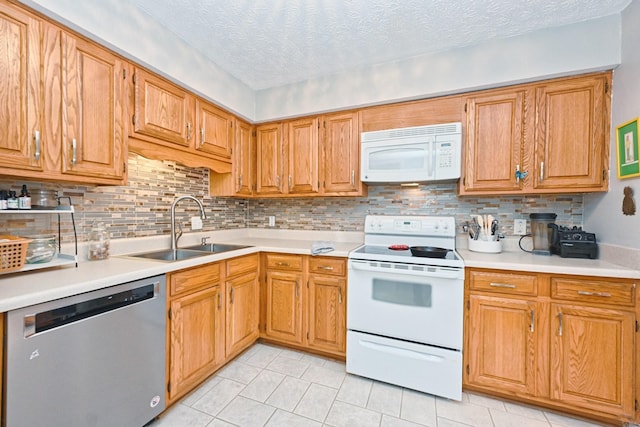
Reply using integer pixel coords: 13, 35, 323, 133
126, 243, 251, 262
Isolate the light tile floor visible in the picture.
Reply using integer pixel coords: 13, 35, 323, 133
152, 343, 610, 427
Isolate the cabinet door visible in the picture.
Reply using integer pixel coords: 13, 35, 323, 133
226, 271, 259, 358
168, 286, 224, 402
264, 270, 304, 344
255, 123, 284, 195
466, 295, 537, 396
131, 68, 194, 147
550, 303, 634, 416
322, 112, 360, 194
195, 99, 232, 159
61, 33, 125, 179
0, 3, 42, 171
462, 90, 527, 193
287, 117, 319, 194
534, 75, 609, 191
308, 274, 346, 356
234, 119, 254, 195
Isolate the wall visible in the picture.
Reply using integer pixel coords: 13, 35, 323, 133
584, 0, 640, 252
18, 0, 621, 122
256, 15, 621, 121
0, 155, 584, 247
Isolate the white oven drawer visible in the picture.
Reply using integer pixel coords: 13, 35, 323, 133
346, 330, 462, 401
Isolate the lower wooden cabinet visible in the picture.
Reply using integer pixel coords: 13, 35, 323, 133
225, 254, 260, 358
465, 268, 638, 424
261, 254, 347, 358
167, 263, 224, 402
166, 255, 260, 404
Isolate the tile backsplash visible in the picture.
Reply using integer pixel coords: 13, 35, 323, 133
0, 154, 583, 245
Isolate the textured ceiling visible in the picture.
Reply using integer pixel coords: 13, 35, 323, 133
126, 0, 631, 90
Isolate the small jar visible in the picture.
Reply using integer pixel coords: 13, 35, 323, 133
25, 235, 57, 264
88, 223, 110, 260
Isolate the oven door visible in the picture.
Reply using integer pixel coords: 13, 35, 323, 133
347, 259, 463, 350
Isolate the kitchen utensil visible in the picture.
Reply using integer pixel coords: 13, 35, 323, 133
476, 215, 484, 238
491, 219, 499, 237
409, 246, 449, 258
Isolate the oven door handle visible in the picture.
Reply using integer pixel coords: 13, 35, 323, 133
361, 339, 446, 362
349, 260, 462, 279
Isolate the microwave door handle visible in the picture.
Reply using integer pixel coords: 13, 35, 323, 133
428, 138, 435, 179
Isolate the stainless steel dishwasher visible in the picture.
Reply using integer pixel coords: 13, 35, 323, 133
5, 275, 166, 427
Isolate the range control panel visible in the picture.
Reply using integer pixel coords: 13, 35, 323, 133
364, 215, 456, 237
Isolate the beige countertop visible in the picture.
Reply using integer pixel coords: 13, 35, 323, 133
2, 230, 639, 313
0, 228, 363, 312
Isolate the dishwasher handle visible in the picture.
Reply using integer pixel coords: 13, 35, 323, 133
24, 281, 159, 338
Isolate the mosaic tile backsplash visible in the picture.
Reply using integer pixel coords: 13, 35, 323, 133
0, 154, 583, 246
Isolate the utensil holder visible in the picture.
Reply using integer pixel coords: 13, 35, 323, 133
468, 236, 502, 253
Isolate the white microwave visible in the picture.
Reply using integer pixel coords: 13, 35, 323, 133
360, 122, 462, 183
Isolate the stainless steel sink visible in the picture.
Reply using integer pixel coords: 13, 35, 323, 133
124, 244, 250, 262
125, 249, 211, 262
181, 243, 251, 253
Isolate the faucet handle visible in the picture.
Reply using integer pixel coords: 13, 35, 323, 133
201, 236, 210, 245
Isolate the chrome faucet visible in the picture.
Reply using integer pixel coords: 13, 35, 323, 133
170, 196, 206, 251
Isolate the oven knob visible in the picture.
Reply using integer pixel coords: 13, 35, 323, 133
572, 233, 583, 240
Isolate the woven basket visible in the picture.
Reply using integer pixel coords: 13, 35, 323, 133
0, 236, 31, 273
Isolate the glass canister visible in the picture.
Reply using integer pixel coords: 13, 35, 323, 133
88, 223, 110, 260
25, 234, 57, 263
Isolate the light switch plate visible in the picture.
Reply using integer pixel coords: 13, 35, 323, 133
191, 216, 203, 230
514, 219, 527, 235
268, 216, 275, 227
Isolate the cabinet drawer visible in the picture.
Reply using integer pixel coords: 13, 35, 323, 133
551, 277, 636, 306
169, 262, 221, 296
265, 253, 303, 271
226, 254, 258, 278
469, 270, 537, 296
309, 257, 346, 276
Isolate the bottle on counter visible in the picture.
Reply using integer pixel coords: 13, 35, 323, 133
0, 190, 7, 210
87, 222, 110, 260
7, 191, 19, 210
19, 184, 31, 210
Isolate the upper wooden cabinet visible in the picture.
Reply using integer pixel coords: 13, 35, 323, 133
287, 117, 320, 195
533, 75, 609, 191
129, 68, 194, 147
460, 72, 611, 195
249, 111, 364, 198
0, 2, 42, 172
60, 33, 126, 180
255, 123, 285, 195
127, 67, 231, 173
0, 3, 126, 184
233, 119, 254, 196
195, 99, 233, 159
322, 112, 361, 195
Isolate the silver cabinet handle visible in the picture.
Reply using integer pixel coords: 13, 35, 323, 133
351, 170, 355, 186
295, 281, 299, 298
200, 128, 205, 146
288, 175, 292, 188
530, 310, 535, 333
275, 175, 280, 187
71, 138, 77, 165
275, 261, 290, 267
230, 287, 234, 304
540, 162, 544, 182
318, 266, 334, 271
34, 130, 41, 161
239, 175, 243, 187
338, 288, 343, 304
557, 312, 563, 336
577, 290, 612, 298
186, 122, 192, 140
489, 282, 516, 289
516, 164, 520, 183
218, 293, 222, 310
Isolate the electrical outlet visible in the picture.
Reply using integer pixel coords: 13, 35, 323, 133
191, 216, 203, 230
514, 219, 527, 235
268, 216, 275, 227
